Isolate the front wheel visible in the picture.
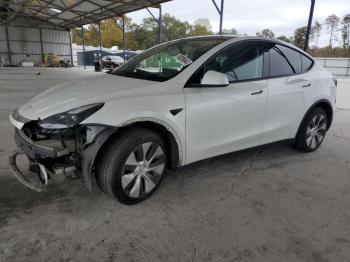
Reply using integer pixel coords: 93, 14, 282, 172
96, 128, 167, 204
294, 107, 328, 152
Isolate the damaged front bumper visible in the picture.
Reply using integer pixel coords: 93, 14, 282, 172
9, 111, 114, 192
9, 127, 75, 191
14, 128, 70, 159
9, 151, 49, 192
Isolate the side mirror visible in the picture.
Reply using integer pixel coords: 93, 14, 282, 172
200, 70, 229, 87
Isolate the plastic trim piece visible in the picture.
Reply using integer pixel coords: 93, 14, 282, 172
9, 151, 47, 192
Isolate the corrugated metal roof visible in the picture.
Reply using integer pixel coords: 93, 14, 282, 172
0, 0, 172, 29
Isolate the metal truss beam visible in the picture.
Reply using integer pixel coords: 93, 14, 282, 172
211, 0, 224, 34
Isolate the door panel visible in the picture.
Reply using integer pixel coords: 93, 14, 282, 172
260, 75, 316, 145
185, 80, 268, 164
259, 43, 317, 145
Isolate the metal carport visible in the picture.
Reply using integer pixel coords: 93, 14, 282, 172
0, 0, 316, 66
0, 0, 171, 66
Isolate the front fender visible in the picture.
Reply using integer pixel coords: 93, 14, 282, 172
81, 117, 185, 192
117, 116, 184, 165
82, 127, 115, 191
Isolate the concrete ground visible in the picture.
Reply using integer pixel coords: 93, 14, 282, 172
0, 67, 349, 262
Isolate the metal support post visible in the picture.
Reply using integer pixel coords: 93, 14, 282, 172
82, 25, 86, 69
39, 28, 44, 65
158, 5, 162, 43
304, 0, 316, 51
69, 29, 74, 66
219, 0, 224, 35
122, 16, 126, 63
211, 0, 225, 34
146, 5, 162, 43
98, 22, 102, 64
4, 22, 12, 65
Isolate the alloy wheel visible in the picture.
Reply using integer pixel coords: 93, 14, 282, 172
121, 142, 165, 198
305, 114, 327, 150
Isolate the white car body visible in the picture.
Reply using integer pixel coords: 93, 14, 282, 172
9, 36, 336, 202
16, 36, 336, 166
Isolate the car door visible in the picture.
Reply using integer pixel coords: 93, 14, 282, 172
259, 44, 317, 145
184, 41, 269, 164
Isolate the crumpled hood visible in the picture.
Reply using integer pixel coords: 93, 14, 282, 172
18, 74, 156, 120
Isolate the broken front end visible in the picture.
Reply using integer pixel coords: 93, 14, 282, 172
9, 104, 114, 192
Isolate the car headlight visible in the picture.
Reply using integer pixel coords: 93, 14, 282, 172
38, 103, 104, 129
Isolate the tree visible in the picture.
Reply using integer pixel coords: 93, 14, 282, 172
325, 14, 340, 47
222, 28, 238, 35
83, 24, 100, 47
71, 28, 83, 45
341, 14, 350, 56
125, 23, 156, 50
71, 19, 127, 48
276, 35, 292, 43
194, 18, 212, 32
191, 24, 213, 36
163, 14, 193, 41
256, 29, 275, 38
127, 13, 202, 49
100, 19, 123, 48
311, 21, 322, 48
294, 26, 307, 49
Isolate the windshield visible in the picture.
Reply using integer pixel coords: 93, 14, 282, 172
112, 38, 227, 82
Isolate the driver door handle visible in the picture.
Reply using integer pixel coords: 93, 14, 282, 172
251, 90, 263, 95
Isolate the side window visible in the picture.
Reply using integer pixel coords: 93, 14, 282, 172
278, 45, 302, 74
269, 44, 302, 77
301, 54, 313, 72
203, 42, 265, 82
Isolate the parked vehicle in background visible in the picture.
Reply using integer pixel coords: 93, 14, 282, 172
102, 55, 124, 69
9, 36, 336, 204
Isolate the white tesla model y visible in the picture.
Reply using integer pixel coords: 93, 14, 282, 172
9, 36, 336, 204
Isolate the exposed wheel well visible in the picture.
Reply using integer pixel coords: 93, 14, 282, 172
93, 121, 180, 173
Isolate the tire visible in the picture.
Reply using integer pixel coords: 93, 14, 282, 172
96, 128, 167, 204
294, 107, 328, 152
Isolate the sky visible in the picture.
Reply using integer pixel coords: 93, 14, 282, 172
127, 0, 349, 47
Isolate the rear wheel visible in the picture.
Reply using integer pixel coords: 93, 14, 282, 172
294, 107, 328, 152
96, 128, 167, 204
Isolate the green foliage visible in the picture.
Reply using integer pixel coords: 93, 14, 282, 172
71, 12, 350, 57
256, 29, 274, 38
276, 35, 293, 43
222, 28, 238, 35
194, 18, 212, 32
325, 14, 340, 47
72, 13, 212, 51
341, 14, 350, 54
311, 21, 322, 48
293, 26, 307, 49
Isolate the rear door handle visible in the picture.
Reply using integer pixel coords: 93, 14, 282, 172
302, 83, 311, 88
250, 90, 263, 95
